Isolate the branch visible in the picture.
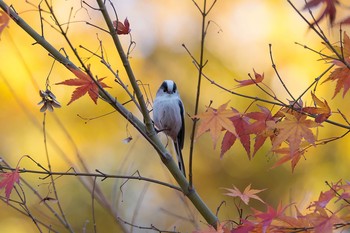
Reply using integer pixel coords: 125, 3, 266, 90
0, 163, 181, 191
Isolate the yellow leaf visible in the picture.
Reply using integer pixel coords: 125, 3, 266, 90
194, 101, 238, 148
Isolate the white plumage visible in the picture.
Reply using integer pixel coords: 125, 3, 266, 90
153, 80, 186, 177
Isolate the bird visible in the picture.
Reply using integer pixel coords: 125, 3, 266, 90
153, 80, 186, 177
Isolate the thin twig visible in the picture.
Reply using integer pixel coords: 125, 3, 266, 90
42, 113, 74, 232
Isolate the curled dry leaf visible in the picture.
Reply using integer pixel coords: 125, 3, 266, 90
302, 92, 331, 123
235, 69, 264, 88
113, 18, 131, 35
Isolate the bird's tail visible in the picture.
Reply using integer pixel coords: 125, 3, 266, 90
174, 141, 186, 177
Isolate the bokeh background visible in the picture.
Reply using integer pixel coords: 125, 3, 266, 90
0, 0, 350, 232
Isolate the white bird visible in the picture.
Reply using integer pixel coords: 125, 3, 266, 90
153, 80, 186, 177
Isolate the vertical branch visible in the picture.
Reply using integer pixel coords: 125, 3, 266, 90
95, 0, 154, 136
188, 0, 217, 188
42, 113, 74, 233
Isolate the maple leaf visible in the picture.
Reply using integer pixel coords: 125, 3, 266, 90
308, 180, 341, 211
113, 18, 131, 35
56, 66, 110, 105
322, 32, 350, 98
0, 10, 10, 38
322, 31, 350, 62
194, 102, 238, 149
231, 219, 256, 233
324, 64, 350, 98
303, 0, 339, 26
0, 167, 20, 203
235, 69, 264, 88
252, 202, 291, 232
269, 112, 319, 155
334, 180, 350, 201
220, 108, 251, 158
245, 105, 276, 156
308, 208, 344, 233
271, 147, 305, 172
309, 190, 336, 211
223, 184, 266, 205
302, 92, 331, 123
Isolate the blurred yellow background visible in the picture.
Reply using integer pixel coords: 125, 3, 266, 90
0, 0, 350, 232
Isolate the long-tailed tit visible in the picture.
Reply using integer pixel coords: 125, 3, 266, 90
153, 80, 186, 177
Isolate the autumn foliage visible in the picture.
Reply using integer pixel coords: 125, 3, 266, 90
2, 0, 350, 232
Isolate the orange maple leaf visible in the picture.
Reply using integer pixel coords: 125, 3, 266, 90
194, 102, 238, 149
0, 10, 10, 38
56, 66, 110, 105
322, 31, 350, 98
271, 147, 305, 172
302, 92, 331, 123
0, 167, 20, 203
235, 69, 264, 88
269, 112, 319, 155
223, 184, 266, 205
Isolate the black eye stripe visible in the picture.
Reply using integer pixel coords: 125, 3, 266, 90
160, 81, 167, 92
173, 82, 177, 92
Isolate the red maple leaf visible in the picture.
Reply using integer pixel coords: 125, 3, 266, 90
0, 167, 20, 203
231, 219, 256, 233
235, 69, 264, 88
0, 10, 10, 38
56, 66, 110, 105
303, 0, 339, 26
113, 18, 131, 35
220, 108, 251, 158
245, 105, 276, 156
252, 202, 291, 232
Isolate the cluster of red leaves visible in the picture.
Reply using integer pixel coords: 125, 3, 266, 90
196, 180, 350, 233
302, 0, 350, 26
303, 0, 339, 25
56, 66, 110, 105
0, 167, 20, 203
0, 10, 10, 38
194, 84, 332, 171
